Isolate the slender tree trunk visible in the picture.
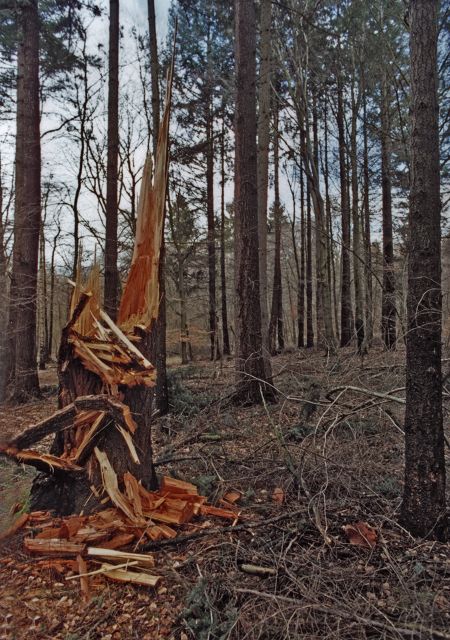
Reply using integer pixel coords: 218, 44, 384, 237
220, 117, 230, 356
0, 164, 8, 401
306, 181, 314, 348
147, 0, 160, 160
9, 0, 41, 401
298, 158, 305, 348
206, 102, 218, 360
147, 0, 168, 414
179, 259, 189, 365
38, 222, 49, 370
72, 38, 89, 280
401, 0, 447, 540
337, 74, 353, 346
323, 100, 338, 337
234, 0, 274, 404
257, 0, 272, 364
269, 106, 283, 353
104, 0, 120, 319
362, 81, 373, 347
380, 71, 396, 350
312, 92, 323, 345
351, 79, 365, 354
48, 227, 60, 359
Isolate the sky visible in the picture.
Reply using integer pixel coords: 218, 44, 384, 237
124, 0, 171, 40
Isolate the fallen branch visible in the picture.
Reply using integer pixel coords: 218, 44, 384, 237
7, 404, 77, 450
141, 508, 307, 551
327, 386, 406, 404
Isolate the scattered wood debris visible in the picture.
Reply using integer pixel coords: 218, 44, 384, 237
1, 475, 238, 599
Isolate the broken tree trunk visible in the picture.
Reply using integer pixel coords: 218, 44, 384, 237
20, 66, 174, 516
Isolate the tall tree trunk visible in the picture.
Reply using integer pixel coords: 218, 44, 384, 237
234, 0, 274, 404
400, 0, 447, 541
0, 162, 8, 401
179, 258, 189, 365
295, 84, 335, 352
104, 0, 120, 320
38, 221, 49, 370
206, 102, 218, 360
268, 106, 283, 353
9, 0, 41, 401
298, 157, 305, 348
323, 100, 338, 336
147, 0, 168, 414
48, 226, 61, 359
257, 0, 272, 364
362, 80, 373, 348
147, 0, 160, 160
351, 78, 365, 354
337, 74, 353, 346
306, 181, 314, 348
380, 71, 396, 350
312, 92, 323, 345
220, 117, 230, 356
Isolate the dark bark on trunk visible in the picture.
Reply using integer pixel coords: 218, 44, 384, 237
400, 0, 447, 541
0, 166, 8, 401
206, 105, 218, 360
257, 0, 271, 362
323, 101, 338, 337
268, 106, 283, 354
104, 0, 120, 320
147, 0, 160, 160
312, 93, 323, 346
9, 0, 41, 401
362, 82, 373, 348
380, 72, 396, 350
298, 157, 305, 348
351, 80, 365, 354
220, 117, 230, 356
147, 0, 168, 414
48, 227, 60, 359
306, 181, 314, 348
38, 222, 49, 370
337, 75, 353, 347
234, 0, 274, 404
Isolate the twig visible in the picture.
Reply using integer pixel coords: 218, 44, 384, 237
234, 588, 450, 639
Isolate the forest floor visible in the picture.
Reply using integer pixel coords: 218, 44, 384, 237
0, 346, 449, 639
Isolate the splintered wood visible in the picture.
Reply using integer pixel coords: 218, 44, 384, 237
6, 475, 237, 596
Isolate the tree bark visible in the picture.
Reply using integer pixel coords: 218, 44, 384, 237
257, 0, 272, 362
323, 100, 338, 337
337, 73, 353, 347
206, 101, 218, 360
147, 0, 168, 414
147, 0, 160, 160
298, 157, 305, 348
380, 70, 396, 350
362, 80, 373, 348
268, 105, 283, 354
234, 0, 274, 404
400, 0, 447, 541
220, 116, 230, 355
306, 180, 314, 348
0, 161, 8, 401
104, 0, 120, 320
9, 0, 41, 401
350, 78, 365, 354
